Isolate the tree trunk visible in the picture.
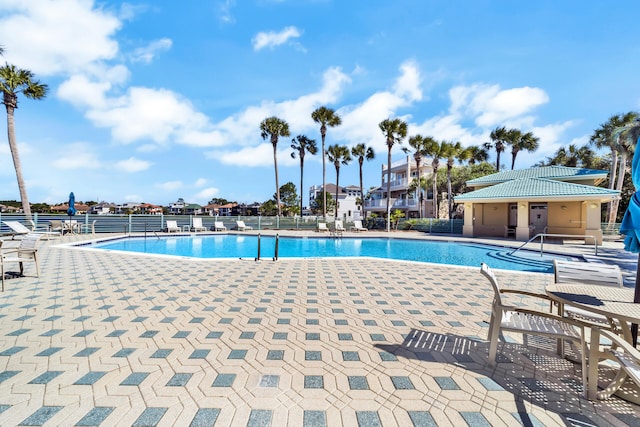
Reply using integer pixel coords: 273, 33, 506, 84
432, 165, 438, 218
606, 149, 619, 223
608, 151, 627, 225
273, 141, 281, 217
359, 159, 364, 218
416, 158, 422, 218
299, 158, 304, 216
447, 167, 453, 219
386, 148, 392, 231
321, 126, 327, 218
334, 165, 340, 218
5, 104, 31, 220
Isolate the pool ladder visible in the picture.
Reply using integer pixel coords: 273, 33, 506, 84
255, 233, 279, 261
509, 233, 598, 257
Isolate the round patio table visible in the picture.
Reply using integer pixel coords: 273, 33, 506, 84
546, 284, 640, 402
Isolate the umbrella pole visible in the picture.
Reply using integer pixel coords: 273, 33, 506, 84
634, 252, 640, 347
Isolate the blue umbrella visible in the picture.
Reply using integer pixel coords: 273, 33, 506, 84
619, 135, 640, 343
66, 192, 76, 216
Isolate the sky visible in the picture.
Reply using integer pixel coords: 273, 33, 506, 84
0, 0, 639, 207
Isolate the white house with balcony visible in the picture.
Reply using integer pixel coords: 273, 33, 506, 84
309, 183, 361, 219
364, 156, 435, 219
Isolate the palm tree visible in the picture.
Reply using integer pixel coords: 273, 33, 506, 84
403, 134, 435, 218
509, 130, 539, 169
591, 113, 638, 222
291, 135, 318, 217
260, 116, 290, 216
351, 143, 375, 218
465, 145, 489, 165
0, 63, 48, 220
379, 118, 408, 231
311, 106, 342, 218
483, 126, 508, 172
425, 139, 448, 218
326, 144, 351, 218
442, 141, 464, 219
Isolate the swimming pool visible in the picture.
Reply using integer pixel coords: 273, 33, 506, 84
87, 235, 576, 273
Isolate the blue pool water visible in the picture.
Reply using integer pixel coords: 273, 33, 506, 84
89, 235, 573, 273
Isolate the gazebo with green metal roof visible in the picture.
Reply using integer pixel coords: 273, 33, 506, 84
454, 166, 619, 243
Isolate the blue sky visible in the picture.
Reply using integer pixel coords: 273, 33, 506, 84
0, 0, 639, 207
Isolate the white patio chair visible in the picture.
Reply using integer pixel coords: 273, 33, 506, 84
191, 217, 207, 232
165, 220, 180, 233
214, 221, 227, 231
236, 220, 253, 231
80, 220, 97, 235
316, 222, 328, 232
1, 233, 42, 291
481, 263, 588, 391
596, 329, 640, 400
350, 220, 368, 232
5, 220, 59, 239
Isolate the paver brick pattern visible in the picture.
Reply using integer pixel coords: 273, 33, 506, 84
0, 234, 637, 426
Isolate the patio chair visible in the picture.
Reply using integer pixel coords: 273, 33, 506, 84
334, 220, 345, 232
553, 260, 624, 330
596, 329, 640, 400
213, 221, 227, 231
191, 217, 207, 232
49, 220, 64, 234
316, 222, 328, 232
481, 263, 587, 389
350, 220, 368, 232
80, 220, 97, 235
165, 220, 180, 233
236, 220, 252, 231
1, 233, 42, 291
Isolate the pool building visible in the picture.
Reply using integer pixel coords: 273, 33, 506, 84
454, 166, 620, 243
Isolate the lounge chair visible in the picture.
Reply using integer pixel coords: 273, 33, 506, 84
317, 222, 328, 232
214, 221, 227, 231
481, 263, 587, 392
4, 220, 59, 239
596, 329, 640, 400
350, 220, 367, 232
165, 220, 180, 233
236, 220, 253, 231
1, 233, 42, 291
191, 217, 207, 232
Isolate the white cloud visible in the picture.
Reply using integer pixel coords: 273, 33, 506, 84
0, 0, 121, 75
194, 178, 208, 187
252, 26, 301, 51
192, 187, 220, 203
131, 38, 172, 63
51, 143, 101, 169
217, 0, 236, 23
115, 157, 152, 172
156, 181, 183, 191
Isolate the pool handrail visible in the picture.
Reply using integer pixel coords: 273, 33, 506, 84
509, 233, 598, 257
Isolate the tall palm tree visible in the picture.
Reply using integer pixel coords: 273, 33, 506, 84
443, 141, 465, 219
326, 144, 351, 218
483, 126, 508, 172
465, 145, 489, 165
379, 118, 408, 231
291, 135, 317, 217
260, 116, 290, 216
509, 130, 539, 169
311, 106, 342, 218
351, 143, 375, 218
402, 134, 435, 218
425, 139, 448, 218
0, 63, 48, 220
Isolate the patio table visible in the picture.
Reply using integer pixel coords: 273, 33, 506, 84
546, 283, 640, 402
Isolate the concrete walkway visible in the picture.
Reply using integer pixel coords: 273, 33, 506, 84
0, 232, 638, 426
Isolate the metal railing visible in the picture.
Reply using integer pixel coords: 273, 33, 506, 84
509, 233, 599, 257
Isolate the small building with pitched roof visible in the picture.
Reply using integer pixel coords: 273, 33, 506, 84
454, 166, 619, 244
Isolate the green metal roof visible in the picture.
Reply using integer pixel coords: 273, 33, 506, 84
454, 177, 619, 202
466, 165, 608, 186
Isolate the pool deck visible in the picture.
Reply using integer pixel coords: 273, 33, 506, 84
0, 230, 638, 426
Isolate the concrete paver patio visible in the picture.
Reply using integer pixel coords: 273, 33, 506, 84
0, 233, 639, 426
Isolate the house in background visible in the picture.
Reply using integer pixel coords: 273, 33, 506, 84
309, 183, 360, 219
364, 156, 435, 219
454, 166, 619, 244
89, 202, 115, 215
139, 203, 163, 215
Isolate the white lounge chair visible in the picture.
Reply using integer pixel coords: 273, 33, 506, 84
4, 220, 59, 239
191, 217, 207, 232
236, 220, 253, 231
165, 220, 180, 233
317, 222, 328, 232
1, 233, 42, 291
481, 263, 587, 392
596, 329, 640, 400
214, 221, 227, 231
350, 220, 367, 232
80, 220, 97, 235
